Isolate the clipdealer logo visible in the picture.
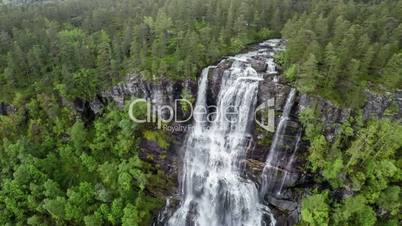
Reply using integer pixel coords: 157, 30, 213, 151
128, 98, 275, 132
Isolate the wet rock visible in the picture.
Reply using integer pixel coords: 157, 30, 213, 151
0, 103, 9, 115
363, 91, 392, 120
0, 103, 16, 116
299, 95, 351, 142
244, 159, 265, 182
395, 90, 402, 120
273, 208, 300, 226
140, 140, 175, 173
90, 74, 197, 120
89, 95, 106, 114
250, 59, 268, 72
268, 196, 298, 211
0, 103, 6, 115
152, 196, 181, 226
207, 60, 232, 103
73, 97, 95, 125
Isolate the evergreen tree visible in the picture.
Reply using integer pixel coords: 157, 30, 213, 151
298, 54, 320, 93
383, 53, 402, 89
323, 42, 339, 91
96, 31, 112, 85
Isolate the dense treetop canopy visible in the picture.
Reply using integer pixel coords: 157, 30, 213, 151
0, 0, 401, 225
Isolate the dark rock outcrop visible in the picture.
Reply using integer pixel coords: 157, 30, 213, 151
395, 90, 402, 119
363, 91, 393, 120
87, 75, 198, 199
0, 102, 15, 116
0, 103, 8, 115
73, 97, 96, 125
364, 90, 402, 120
90, 75, 197, 118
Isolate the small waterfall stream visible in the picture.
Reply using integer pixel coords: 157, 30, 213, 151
277, 129, 302, 194
260, 88, 297, 197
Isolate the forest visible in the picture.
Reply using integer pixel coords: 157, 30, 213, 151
0, 0, 401, 225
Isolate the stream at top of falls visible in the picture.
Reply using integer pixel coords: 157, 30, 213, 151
167, 39, 283, 226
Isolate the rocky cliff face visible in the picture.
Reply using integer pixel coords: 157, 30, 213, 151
84, 40, 402, 226
90, 75, 196, 115
0, 102, 15, 116
85, 76, 196, 185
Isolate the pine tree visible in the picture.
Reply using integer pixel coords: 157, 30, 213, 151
129, 26, 143, 68
383, 53, 402, 89
121, 24, 133, 58
333, 16, 350, 45
298, 54, 320, 93
96, 31, 112, 85
314, 14, 328, 43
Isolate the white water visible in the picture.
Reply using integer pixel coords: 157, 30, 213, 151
154, 197, 173, 225
192, 67, 212, 129
277, 129, 302, 194
266, 58, 277, 74
168, 53, 275, 226
236, 76, 264, 82
165, 40, 288, 226
260, 88, 297, 196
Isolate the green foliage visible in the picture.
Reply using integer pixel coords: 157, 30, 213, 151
281, 0, 402, 107
1, 1, 401, 225
71, 69, 99, 99
333, 195, 377, 226
383, 53, 402, 89
308, 135, 328, 172
299, 107, 402, 226
143, 130, 170, 149
70, 121, 87, 150
297, 54, 321, 93
299, 107, 322, 140
301, 192, 329, 226
0, 0, 293, 102
180, 88, 195, 114
376, 186, 401, 216
0, 94, 167, 225
284, 64, 297, 82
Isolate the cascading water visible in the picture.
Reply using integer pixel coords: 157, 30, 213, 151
162, 39, 289, 226
260, 88, 297, 197
277, 129, 302, 193
168, 54, 275, 226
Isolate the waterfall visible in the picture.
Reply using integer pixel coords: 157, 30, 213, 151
192, 67, 211, 129
277, 129, 302, 194
266, 58, 277, 74
260, 88, 297, 197
168, 55, 274, 226
153, 197, 173, 225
